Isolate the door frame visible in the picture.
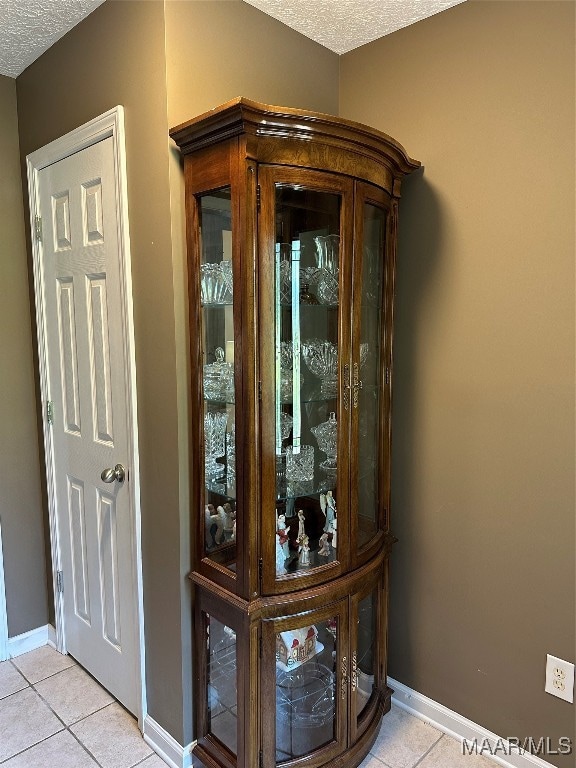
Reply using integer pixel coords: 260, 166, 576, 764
26, 106, 146, 726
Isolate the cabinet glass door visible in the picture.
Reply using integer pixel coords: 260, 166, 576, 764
205, 613, 238, 755
261, 602, 348, 767
352, 185, 391, 557
260, 168, 353, 593
198, 189, 237, 571
352, 588, 380, 729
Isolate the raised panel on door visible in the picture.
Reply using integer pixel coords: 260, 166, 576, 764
259, 167, 354, 595
261, 600, 349, 768
350, 182, 394, 568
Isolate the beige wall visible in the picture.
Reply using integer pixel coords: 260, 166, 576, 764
0, 75, 48, 637
16, 0, 187, 741
165, 0, 339, 127
340, 1, 575, 761
15, 0, 339, 745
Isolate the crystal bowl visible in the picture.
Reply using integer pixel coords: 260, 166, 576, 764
301, 339, 338, 383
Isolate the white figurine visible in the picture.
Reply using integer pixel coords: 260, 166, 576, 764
318, 532, 330, 556
324, 490, 336, 533
299, 535, 310, 566
231, 520, 236, 541
211, 505, 224, 545
331, 517, 337, 550
223, 502, 235, 532
297, 509, 306, 542
205, 505, 213, 548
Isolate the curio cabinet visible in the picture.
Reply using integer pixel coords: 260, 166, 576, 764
170, 99, 419, 768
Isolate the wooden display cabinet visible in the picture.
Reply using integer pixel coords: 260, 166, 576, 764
170, 99, 419, 768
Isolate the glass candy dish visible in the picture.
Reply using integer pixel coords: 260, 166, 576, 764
203, 347, 234, 401
311, 412, 337, 470
301, 339, 338, 397
204, 411, 228, 478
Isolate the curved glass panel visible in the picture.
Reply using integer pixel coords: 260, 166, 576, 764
273, 186, 341, 577
355, 592, 377, 721
275, 617, 338, 763
357, 203, 387, 549
206, 614, 237, 754
198, 190, 237, 571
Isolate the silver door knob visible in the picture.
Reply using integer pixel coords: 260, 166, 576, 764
101, 464, 126, 483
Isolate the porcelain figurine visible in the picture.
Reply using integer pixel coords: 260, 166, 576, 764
331, 517, 337, 550
318, 532, 330, 557
223, 502, 235, 532
299, 535, 310, 566
324, 490, 336, 533
297, 509, 306, 542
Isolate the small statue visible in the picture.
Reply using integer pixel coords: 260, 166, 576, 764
331, 517, 337, 550
211, 505, 225, 545
324, 490, 336, 533
318, 532, 330, 556
299, 535, 310, 566
277, 514, 290, 557
223, 502, 235, 532
297, 509, 306, 542
231, 520, 236, 541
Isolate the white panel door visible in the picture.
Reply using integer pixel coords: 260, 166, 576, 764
38, 136, 138, 714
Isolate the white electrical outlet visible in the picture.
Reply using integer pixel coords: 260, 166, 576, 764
545, 654, 575, 703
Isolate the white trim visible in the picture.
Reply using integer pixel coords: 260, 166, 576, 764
0, 519, 8, 662
143, 715, 195, 768
7, 625, 50, 658
389, 677, 558, 768
26, 106, 146, 726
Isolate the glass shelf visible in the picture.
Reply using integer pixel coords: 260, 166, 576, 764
205, 477, 237, 503
275, 473, 336, 502
201, 302, 234, 309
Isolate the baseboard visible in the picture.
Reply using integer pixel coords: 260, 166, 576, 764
8, 625, 52, 658
143, 714, 195, 768
0, 520, 8, 662
389, 677, 558, 768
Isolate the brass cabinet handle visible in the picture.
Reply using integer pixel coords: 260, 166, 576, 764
343, 363, 350, 411
353, 362, 363, 409
341, 655, 348, 700
351, 651, 358, 691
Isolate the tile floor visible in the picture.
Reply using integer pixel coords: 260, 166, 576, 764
0, 646, 497, 768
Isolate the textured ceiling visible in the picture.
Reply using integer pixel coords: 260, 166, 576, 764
243, 0, 466, 54
0, 0, 466, 79
0, 0, 105, 78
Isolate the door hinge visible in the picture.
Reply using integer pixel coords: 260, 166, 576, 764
256, 185, 261, 212
259, 750, 263, 768
385, 367, 390, 385
258, 381, 262, 401
34, 215, 42, 243
56, 570, 63, 593
46, 400, 54, 425
258, 557, 263, 590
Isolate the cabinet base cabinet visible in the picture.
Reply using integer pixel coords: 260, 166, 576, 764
191, 554, 391, 768
170, 100, 419, 768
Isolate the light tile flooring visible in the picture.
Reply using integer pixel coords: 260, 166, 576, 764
0, 646, 497, 768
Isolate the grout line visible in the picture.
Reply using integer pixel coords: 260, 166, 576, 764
412, 733, 446, 767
